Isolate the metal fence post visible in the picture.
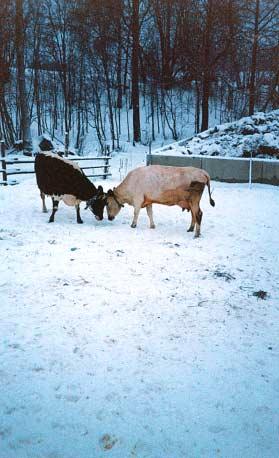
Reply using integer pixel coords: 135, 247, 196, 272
1, 141, 7, 185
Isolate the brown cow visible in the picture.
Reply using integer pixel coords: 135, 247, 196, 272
104, 165, 215, 237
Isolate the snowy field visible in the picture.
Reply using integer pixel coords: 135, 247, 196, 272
0, 167, 279, 457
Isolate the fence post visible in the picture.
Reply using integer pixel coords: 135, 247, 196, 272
104, 146, 110, 180
248, 150, 253, 189
1, 141, 7, 186
65, 131, 69, 157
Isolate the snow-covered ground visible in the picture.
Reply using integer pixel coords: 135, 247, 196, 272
156, 110, 279, 160
1, 156, 279, 457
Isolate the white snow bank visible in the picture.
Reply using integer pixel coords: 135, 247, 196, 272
157, 110, 279, 160
0, 177, 279, 457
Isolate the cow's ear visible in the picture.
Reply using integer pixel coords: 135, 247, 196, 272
107, 189, 113, 196
97, 185, 103, 194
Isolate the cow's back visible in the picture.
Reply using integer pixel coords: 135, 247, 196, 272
120, 165, 209, 202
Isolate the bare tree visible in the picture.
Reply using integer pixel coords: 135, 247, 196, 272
131, 0, 141, 142
248, 0, 260, 115
1, 0, 278, 150
15, 0, 32, 151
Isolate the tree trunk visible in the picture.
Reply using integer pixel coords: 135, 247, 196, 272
201, 0, 213, 132
150, 83, 155, 141
131, 0, 141, 143
15, 0, 32, 151
0, 93, 15, 145
116, 28, 122, 138
116, 28, 122, 111
103, 59, 115, 151
33, 38, 42, 136
201, 76, 210, 131
195, 80, 200, 133
248, 0, 260, 116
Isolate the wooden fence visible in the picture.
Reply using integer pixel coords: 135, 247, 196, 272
0, 141, 111, 186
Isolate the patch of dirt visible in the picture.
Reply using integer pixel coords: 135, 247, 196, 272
213, 270, 236, 282
252, 290, 268, 300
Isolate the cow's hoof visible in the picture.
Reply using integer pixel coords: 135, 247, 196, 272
131, 223, 137, 228
43, 209, 48, 213
48, 219, 54, 223
187, 227, 194, 232
77, 220, 83, 224
150, 224, 156, 229
194, 233, 200, 238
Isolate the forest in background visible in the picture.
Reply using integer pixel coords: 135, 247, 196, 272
0, 0, 278, 153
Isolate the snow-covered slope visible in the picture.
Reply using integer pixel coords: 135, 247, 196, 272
159, 110, 279, 159
0, 174, 279, 457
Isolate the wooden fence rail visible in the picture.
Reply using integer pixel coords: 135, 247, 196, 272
0, 141, 111, 186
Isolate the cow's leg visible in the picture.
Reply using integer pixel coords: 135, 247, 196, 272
194, 206, 203, 238
187, 210, 195, 232
146, 204, 155, 229
131, 204, 142, 228
40, 191, 48, 213
75, 204, 83, 224
49, 198, 59, 223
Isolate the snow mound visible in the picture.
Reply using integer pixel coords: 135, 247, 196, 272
160, 110, 279, 159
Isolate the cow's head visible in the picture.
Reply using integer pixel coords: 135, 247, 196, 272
85, 185, 106, 221
106, 189, 124, 221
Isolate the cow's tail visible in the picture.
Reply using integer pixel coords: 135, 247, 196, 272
206, 177, 215, 207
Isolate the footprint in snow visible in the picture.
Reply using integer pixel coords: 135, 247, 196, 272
208, 425, 226, 434
0, 427, 12, 439
100, 434, 118, 451
65, 394, 81, 403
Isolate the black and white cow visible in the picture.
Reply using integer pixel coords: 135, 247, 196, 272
35, 152, 106, 223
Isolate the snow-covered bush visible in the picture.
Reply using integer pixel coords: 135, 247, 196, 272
159, 110, 279, 159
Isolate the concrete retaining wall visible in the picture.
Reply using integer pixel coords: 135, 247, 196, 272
146, 154, 279, 186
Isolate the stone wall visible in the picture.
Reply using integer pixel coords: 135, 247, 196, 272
146, 154, 279, 185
